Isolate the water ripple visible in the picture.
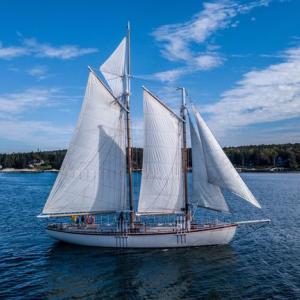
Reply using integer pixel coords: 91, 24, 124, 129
0, 172, 299, 299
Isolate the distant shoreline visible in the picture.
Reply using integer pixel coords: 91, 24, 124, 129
0, 168, 299, 174
0, 168, 59, 173
1, 144, 299, 172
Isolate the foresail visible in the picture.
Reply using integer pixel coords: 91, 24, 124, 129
100, 37, 126, 99
138, 88, 184, 214
193, 108, 261, 209
189, 117, 229, 212
42, 71, 127, 216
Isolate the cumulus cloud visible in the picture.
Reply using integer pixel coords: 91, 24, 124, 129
0, 88, 63, 115
153, 1, 235, 62
194, 54, 224, 69
153, 68, 188, 82
0, 38, 97, 60
200, 45, 300, 144
0, 87, 79, 151
152, 0, 271, 82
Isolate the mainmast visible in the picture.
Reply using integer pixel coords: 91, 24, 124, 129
178, 87, 190, 230
125, 22, 135, 227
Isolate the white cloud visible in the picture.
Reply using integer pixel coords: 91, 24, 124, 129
153, 1, 235, 62
0, 42, 29, 59
153, 68, 188, 82
0, 38, 97, 60
215, 120, 300, 146
27, 65, 48, 80
0, 87, 79, 152
200, 45, 300, 144
0, 88, 62, 115
194, 54, 224, 69
153, 53, 223, 82
152, 0, 271, 81
23, 38, 97, 59
0, 120, 73, 151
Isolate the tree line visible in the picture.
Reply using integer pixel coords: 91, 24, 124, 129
0, 143, 300, 171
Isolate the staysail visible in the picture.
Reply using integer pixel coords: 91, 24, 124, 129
138, 88, 184, 214
100, 37, 127, 99
193, 107, 261, 208
42, 71, 127, 216
189, 117, 229, 212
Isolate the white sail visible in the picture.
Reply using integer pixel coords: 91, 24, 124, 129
42, 71, 127, 216
193, 108, 261, 208
100, 37, 127, 99
138, 88, 184, 214
189, 117, 229, 212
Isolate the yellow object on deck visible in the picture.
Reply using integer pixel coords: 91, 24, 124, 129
70, 215, 77, 223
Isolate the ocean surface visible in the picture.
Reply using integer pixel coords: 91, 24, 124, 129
0, 172, 299, 299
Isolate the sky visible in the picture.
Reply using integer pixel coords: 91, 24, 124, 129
0, 0, 300, 152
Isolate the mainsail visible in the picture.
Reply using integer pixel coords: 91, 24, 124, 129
193, 108, 261, 208
100, 37, 127, 99
189, 117, 229, 212
42, 71, 127, 216
138, 88, 184, 214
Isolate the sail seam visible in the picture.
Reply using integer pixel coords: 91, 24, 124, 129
45, 110, 126, 213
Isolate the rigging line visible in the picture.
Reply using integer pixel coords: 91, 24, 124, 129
100, 69, 123, 77
102, 76, 122, 81
191, 204, 198, 220
186, 93, 195, 107
143, 86, 185, 122
102, 69, 160, 82
130, 74, 161, 83
232, 223, 269, 243
89, 66, 129, 112
102, 70, 163, 84
100, 69, 151, 82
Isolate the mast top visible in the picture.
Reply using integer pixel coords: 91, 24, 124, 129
177, 87, 187, 108
125, 21, 131, 96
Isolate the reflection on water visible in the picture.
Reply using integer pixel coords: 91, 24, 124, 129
0, 172, 299, 299
45, 242, 237, 299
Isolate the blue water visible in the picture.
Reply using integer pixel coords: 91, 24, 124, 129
0, 172, 299, 299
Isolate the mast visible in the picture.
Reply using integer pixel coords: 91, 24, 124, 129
125, 22, 135, 227
178, 87, 190, 230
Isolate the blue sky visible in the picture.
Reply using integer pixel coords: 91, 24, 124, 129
0, 0, 300, 152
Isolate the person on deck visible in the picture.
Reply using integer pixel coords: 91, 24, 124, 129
86, 215, 90, 225
118, 212, 124, 232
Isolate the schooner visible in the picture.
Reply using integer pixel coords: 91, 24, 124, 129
39, 25, 270, 248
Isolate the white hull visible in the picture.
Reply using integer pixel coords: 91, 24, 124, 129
46, 224, 237, 248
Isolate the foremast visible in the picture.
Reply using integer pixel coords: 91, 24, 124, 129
178, 87, 190, 230
125, 22, 135, 228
